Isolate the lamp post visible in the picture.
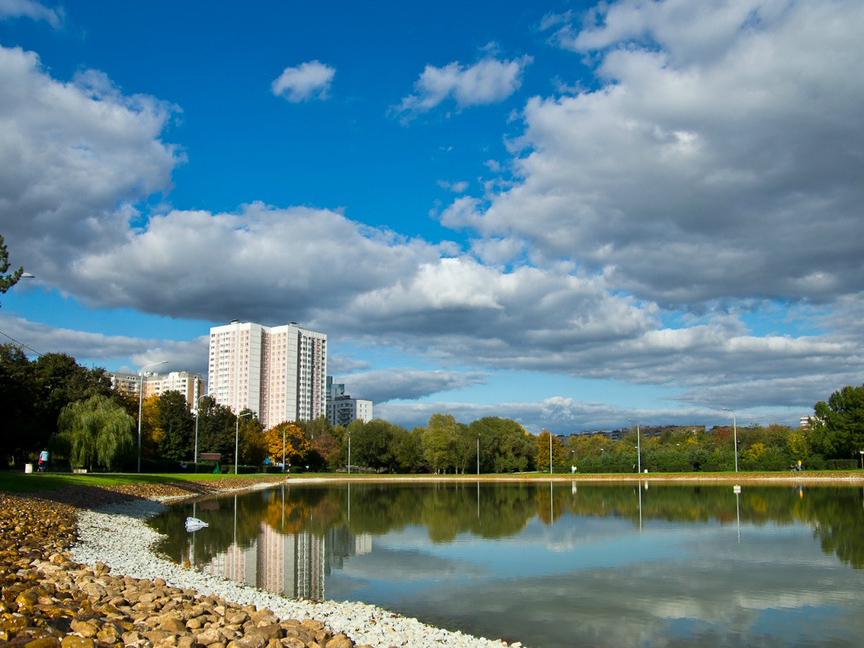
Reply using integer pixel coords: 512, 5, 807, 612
629, 418, 641, 474
234, 411, 252, 475
282, 425, 286, 472
137, 360, 167, 472
724, 407, 738, 472
549, 432, 553, 475
476, 435, 480, 476
347, 428, 351, 475
193, 392, 207, 473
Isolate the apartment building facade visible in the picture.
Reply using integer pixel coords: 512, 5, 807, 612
325, 377, 373, 427
207, 320, 327, 429
109, 371, 205, 408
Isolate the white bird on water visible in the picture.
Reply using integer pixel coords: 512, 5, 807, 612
185, 517, 209, 532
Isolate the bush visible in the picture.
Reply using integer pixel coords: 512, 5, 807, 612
824, 458, 858, 470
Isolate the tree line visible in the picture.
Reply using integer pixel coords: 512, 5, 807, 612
3, 341, 864, 472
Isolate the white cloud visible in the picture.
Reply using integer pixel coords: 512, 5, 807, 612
0, 0, 63, 28
396, 55, 532, 118
271, 60, 335, 102
2, 20, 861, 425
0, 315, 208, 373
437, 179, 470, 193
0, 44, 183, 278
333, 368, 488, 404
471, 0, 864, 306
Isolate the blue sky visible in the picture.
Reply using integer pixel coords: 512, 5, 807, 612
1, 0, 862, 434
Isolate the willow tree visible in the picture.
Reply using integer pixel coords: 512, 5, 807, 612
58, 394, 135, 471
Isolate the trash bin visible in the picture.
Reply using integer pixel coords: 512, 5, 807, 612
25, 463, 33, 473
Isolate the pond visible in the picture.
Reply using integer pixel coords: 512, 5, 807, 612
150, 480, 864, 648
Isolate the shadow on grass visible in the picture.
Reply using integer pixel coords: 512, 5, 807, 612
0, 471, 283, 512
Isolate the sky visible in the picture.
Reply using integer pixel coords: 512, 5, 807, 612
1, 0, 862, 434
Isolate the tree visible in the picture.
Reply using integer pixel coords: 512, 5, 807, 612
195, 398, 237, 462
57, 394, 136, 471
392, 427, 425, 473
239, 414, 267, 466
155, 391, 195, 462
470, 417, 534, 473
812, 385, 864, 458
140, 394, 161, 461
423, 413, 459, 473
308, 429, 340, 468
536, 429, 565, 472
264, 422, 308, 466
0, 233, 23, 308
32, 353, 113, 451
0, 344, 38, 465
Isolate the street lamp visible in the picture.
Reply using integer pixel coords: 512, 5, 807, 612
723, 407, 738, 472
347, 428, 352, 475
137, 360, 167, 472
235, 411, 253, 475
477, 435, 480, 476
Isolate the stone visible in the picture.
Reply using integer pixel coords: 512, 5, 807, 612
159, 616, 189, 634
228, 633, 267, 648
325, 634, 354, 648
23, 638, 62, 648
60, 637, 96, 648
279, 639, 307, 648
196, 627, 225, 645
69, 620, 99, 638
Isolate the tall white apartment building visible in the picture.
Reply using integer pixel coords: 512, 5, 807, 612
207, 321, 327, 429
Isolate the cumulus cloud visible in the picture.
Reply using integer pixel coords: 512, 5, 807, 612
0, 44, 183, 279
333, 368, 488, 404
0, 0, 63, 28
2, 16, 861, 427
0, 315, 208, 373
396, 55, 531, 118
468, 0, 864, 307
271, 61, 335, 102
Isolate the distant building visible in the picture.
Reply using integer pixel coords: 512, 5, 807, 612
207, 321, 327, 429
109, 371, 204, 409
325, 376, 373, 427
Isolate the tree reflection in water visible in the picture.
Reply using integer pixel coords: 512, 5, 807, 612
150, 482, 864, 580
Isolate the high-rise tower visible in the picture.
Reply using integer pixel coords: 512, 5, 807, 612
207, 321, 327, 428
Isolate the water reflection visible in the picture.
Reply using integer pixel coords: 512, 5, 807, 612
150, 482, 864, 648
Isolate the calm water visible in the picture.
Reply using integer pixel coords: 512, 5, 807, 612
150, 481, 864, 648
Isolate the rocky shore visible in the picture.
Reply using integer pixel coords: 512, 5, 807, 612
0, 479, 520, 648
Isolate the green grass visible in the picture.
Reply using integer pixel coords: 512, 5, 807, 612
4, 468, 859, 495
0, 471, 278, 494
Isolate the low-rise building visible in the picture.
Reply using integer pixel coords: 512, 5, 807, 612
109, 371, 205, 409
325, 377, 373, 427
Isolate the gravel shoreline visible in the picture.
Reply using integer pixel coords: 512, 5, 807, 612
69, 484, 522, 648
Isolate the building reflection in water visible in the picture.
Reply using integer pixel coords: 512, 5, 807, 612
195, 523, 371, 600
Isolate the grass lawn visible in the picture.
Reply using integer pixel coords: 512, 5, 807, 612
3, 468, 860, 494
0, 470, 279, 494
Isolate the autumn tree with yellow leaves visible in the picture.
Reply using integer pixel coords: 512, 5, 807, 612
264, 422, 309, 466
